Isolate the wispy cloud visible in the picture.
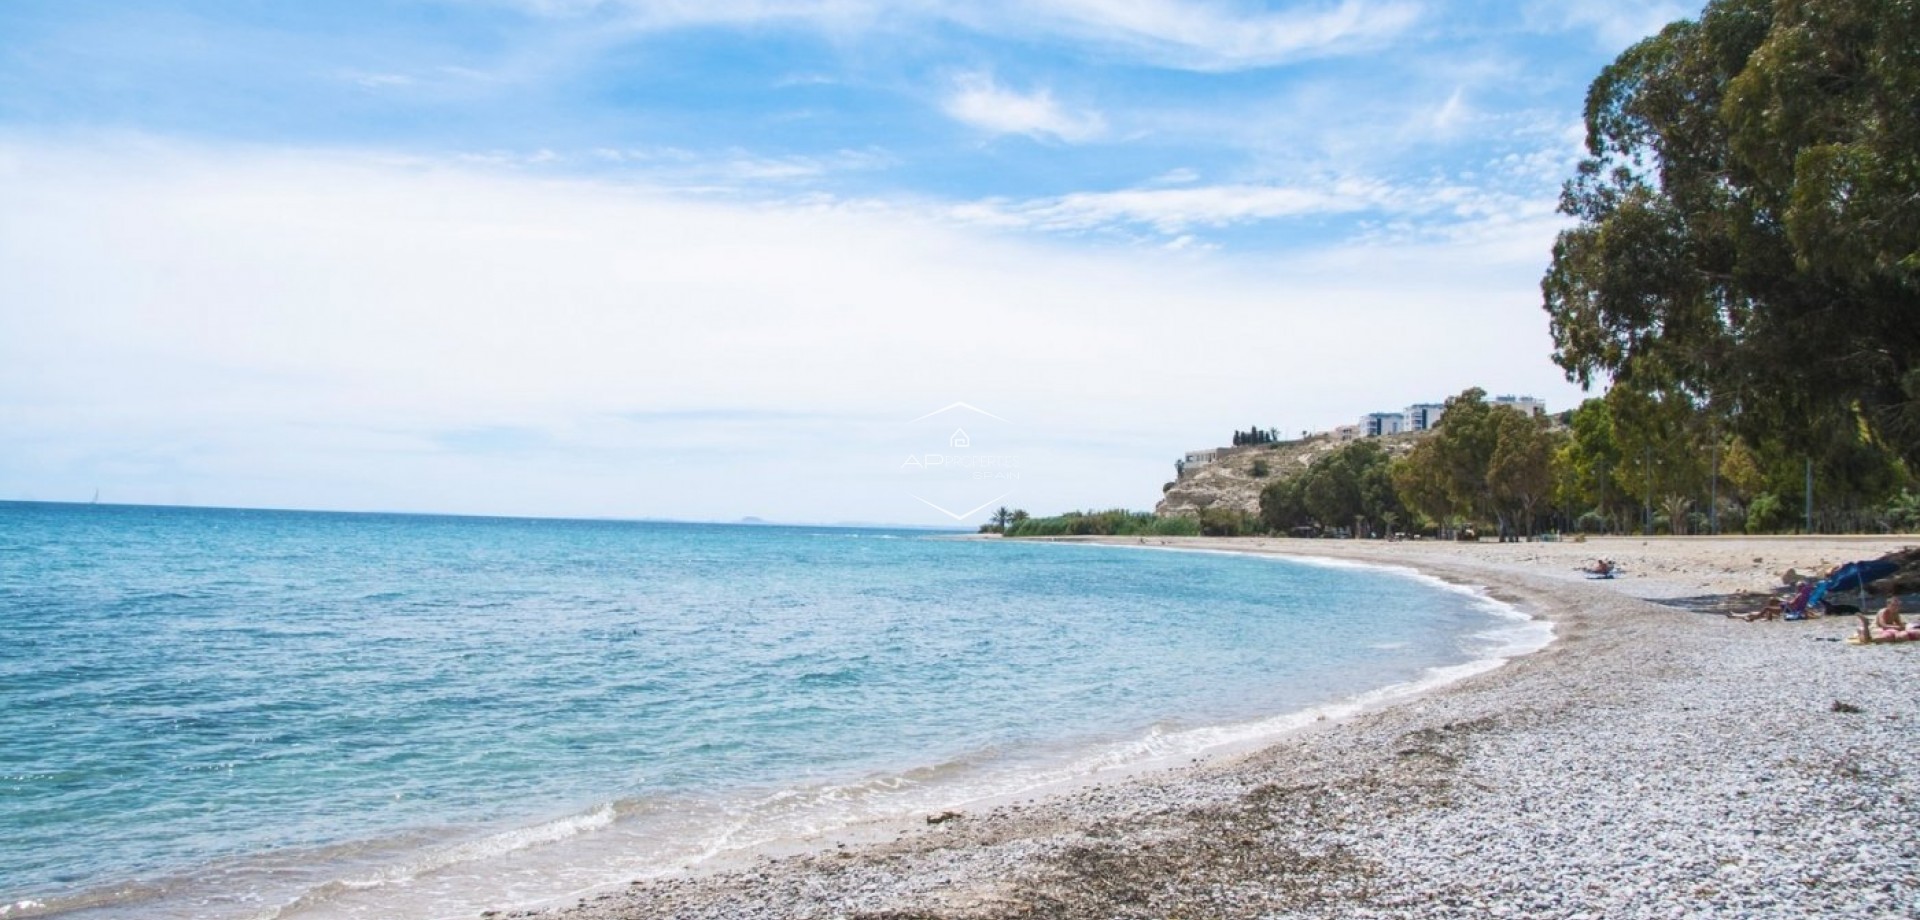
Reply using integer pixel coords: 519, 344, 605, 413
944, 154, 1580, 252
949, 174, 1522, 236
343, 71, 416, 90
1014, 0, 1426, 70
1430, 87, 1471, 135
955, 183, 1369, 234
589, 145, 895, 186
487, 0, 1426, 71
942, 73, 1105, 143
1523, 1, 1699, 48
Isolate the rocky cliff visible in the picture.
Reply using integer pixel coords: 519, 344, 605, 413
1154, 432, 1429, 518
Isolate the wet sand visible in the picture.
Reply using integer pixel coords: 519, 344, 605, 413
523, 535, 1920, 920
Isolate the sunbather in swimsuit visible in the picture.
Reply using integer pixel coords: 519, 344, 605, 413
1856, 597, 1920, 642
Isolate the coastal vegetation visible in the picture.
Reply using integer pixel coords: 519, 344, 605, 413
1001, 509, 1201, 538
1185, 383, 1914, 541
1039, 377, 1915, 542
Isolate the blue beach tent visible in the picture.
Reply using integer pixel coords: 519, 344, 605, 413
1807, 560, 1901, 608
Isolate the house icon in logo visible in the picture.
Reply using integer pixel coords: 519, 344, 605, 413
950, 428, 971, 448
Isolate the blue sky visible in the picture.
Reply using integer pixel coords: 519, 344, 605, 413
0, 1, 1699, 523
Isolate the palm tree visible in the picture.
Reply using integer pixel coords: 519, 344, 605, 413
1381, 510, 1400, 540
991, 506, 1013, 533
1659, 494, 1693, 536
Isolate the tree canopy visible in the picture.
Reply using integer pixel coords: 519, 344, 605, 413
1542, 0, 1920, 465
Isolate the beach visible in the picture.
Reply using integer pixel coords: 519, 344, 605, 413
531, 535, 1920, 919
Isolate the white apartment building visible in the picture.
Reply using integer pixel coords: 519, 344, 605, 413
1346, 396, 1541, 440
1491, 394, 1548, 417
1404, 403, 1446, 431
1362, 412, 1405, 436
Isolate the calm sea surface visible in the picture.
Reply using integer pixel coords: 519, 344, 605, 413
0, 502, 1544, 919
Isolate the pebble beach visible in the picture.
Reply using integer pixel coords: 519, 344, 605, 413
527, 535, 1920, 920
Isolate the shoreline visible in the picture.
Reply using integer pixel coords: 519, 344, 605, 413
7, 536, 1542, 920
529, 534, 1920, 919
455, 542, 1547, 919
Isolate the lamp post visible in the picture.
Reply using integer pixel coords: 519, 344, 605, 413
1644, 446, 1653, 535
1710, 436, 1719, 535
1805, 456, 1814, 534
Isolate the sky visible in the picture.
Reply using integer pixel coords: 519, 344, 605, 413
0, 0, 1701, 525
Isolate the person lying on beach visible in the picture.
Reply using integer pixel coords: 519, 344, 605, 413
1734, 596, 1783, 622
1855, 596, 1920, 643
1582, 559, 1615, 577
1732, 582, 1816, 622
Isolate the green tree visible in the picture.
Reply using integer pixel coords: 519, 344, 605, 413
1259, 476, 1310, 533
1543, 0, 1920, 467
1488, 410, 1563, 538
1553, 398, 1623, 530
1393, 388, 1507, 531
1603, 383, 1713, 532
1390, 447, 1451, 535
1295, 440, 1402, 536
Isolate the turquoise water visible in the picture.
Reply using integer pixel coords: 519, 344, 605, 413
0, 502, 1540, 919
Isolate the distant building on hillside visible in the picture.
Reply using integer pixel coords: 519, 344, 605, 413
1491, 394, 1547, 417
1404, 403, 1446, 431
1362, 412, 1405, 437
1294, 393, 1542, 444
1175, 448, 1221, 477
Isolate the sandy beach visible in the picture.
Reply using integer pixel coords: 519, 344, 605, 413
527, 535, 1920, 920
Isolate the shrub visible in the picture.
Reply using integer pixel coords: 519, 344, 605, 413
1575, 510, 1608, 534
1746, 492, 1796, 534
1888, 490, 1920, 532
1005, 509, 1199, 538
1198, 506, 1256, 537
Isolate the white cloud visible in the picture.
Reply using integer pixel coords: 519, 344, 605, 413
973, 183, 1367, 233
485, 0, 1425, 71
587, 145, 895, 184
344, 71, 416, 90
1016, 0, 1425, 69
942, 73, 1105, 142
1525, 1, 1699, 48
950, 173, 1554, 237
1430, 87, 1470, 134
0, 136, 1586, 522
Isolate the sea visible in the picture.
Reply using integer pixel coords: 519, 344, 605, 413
0, 501, 1549, 919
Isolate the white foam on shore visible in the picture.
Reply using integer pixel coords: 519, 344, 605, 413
1080, 540, 1555, 660
132, 541, 1558, 920
444, 541, 1559, 917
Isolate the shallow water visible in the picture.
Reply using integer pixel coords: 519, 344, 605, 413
0, 503, 1541, 919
